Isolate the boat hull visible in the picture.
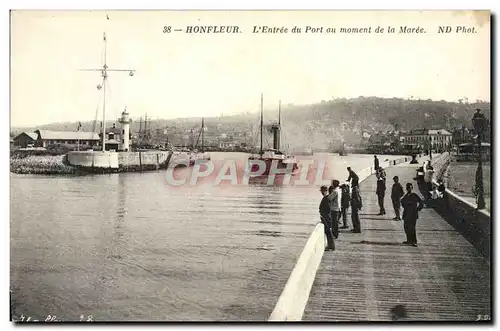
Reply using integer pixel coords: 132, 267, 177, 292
188, 152, 211, 166
248, 157, 299, 176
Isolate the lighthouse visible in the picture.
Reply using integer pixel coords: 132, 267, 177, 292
118, 107, 132, 151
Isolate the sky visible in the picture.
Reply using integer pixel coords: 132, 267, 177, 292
10, 10, 490, 127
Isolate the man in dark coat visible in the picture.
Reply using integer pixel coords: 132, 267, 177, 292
346, 167, 359, 188
374, 155, 380, 171
401, 183, 424, 247
376, 167, 387, 182
376, 177, 386, 215
391, 176, 404, 221
340, 183, 350, 229
319, 185, 335, 251
350, 185, 363, 233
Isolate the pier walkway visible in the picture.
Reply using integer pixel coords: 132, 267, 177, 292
302, 164, 491, 321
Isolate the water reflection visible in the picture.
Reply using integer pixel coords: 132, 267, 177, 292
10, 153, 404, 321
110, 174, 127, 260
246, 185, 284, 238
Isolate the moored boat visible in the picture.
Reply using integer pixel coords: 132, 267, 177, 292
247, 94, 299, 176
188, 117, 211, 166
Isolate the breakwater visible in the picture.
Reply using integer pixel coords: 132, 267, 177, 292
10, 150, 191, 175
10, 154, 78, 175
67, 150, 173, 173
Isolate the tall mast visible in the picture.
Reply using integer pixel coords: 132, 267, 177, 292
201, 117, 205, 152
191, 129, 194, 149
278, 100, 281, 126
79, 28, 135, 152
145, 113, 148, 143
260, 93, 264, 156
277, 100, 281, 151
139, 116, 142, 144
102, 33, 107, 151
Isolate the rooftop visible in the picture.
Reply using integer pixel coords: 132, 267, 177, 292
35, 130, 100, 141
403, 129, 452, 136
13, 132, 38, 141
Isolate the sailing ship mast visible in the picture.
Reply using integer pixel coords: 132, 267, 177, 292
201, 117, 205, 152
79, 31, 136, 152
194, 117, 206, 152
260, 93, 264, 157
278, 100, 281, 126
139, 117, 142, 145
278, 100, 281, 151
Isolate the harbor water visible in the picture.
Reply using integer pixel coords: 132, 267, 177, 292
10, 152, 404, 321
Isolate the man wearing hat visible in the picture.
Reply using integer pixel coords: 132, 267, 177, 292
319, 185, 336, 251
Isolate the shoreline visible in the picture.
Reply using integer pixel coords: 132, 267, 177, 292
10, 151, 190, 175
9, 151, 421, 176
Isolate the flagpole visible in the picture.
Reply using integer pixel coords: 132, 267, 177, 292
79, 16, 135, 153
102, 32, 107, 152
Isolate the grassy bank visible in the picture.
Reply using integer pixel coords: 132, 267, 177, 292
10, 154, 78, 175
446, 161, 491, 211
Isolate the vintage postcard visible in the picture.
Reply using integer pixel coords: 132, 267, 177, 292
9, 10, 491, 322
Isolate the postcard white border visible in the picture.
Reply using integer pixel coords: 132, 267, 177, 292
3, 0, 498, 330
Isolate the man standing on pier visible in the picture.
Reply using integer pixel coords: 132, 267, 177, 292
374, 155, 380, 171
346, 167, 359, 188
391, 176, 404, 221
376, 176, 386, 215
328, 180, 341, 238
340, 183, 351, 229
350, 185, 363, 233
319, 185, 335, 251
401, 183, 424, 247
376, 167, 387, 182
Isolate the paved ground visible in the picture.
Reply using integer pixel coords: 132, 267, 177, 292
303, 164, 491, 322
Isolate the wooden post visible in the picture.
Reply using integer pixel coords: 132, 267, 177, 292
139, 152, 142, 171
157, 153, 160, 170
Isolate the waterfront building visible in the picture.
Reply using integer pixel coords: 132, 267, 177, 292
34, 130, 100, 148
367, 132, 400, 153
12, 132, 38, 148
401, 128, 452, 152
102, 124, 121, 151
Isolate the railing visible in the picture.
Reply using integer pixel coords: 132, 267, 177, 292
423, 152, 491, 260
434, 188, 491, 260
431, 152, 451, 181
269, 223, 326, 321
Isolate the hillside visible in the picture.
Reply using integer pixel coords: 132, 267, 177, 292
11, 97, 491, 150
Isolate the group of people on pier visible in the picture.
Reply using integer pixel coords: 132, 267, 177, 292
319, 155, 426, 250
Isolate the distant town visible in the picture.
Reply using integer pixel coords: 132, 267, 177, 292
11, 96, 491, 158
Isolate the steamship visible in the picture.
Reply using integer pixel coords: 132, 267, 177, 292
248, 94, 299, 176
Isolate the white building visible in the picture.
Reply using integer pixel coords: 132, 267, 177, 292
401, 128, 452, 151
